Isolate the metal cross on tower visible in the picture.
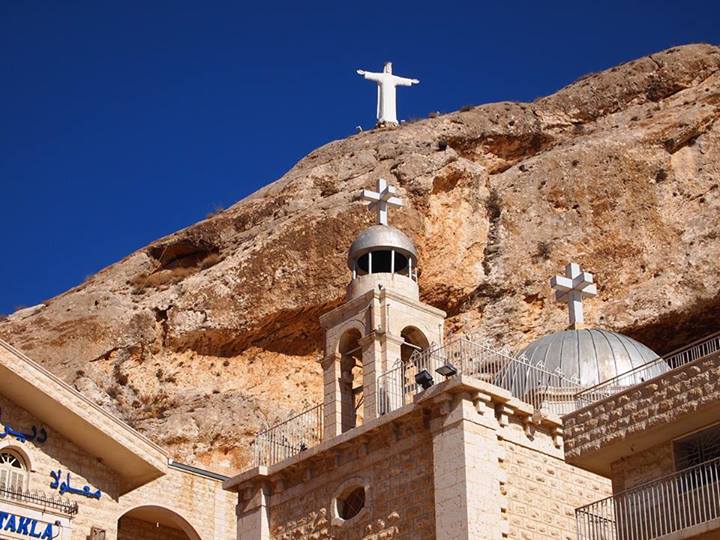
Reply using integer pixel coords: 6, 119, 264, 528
360, 178, 403, 226
550, 262, 598, 328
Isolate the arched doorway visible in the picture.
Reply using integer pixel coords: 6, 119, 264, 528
117, 505, 201, 540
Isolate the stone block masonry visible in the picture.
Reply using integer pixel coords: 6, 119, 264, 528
268, 412, 436, 540
227, 376, 611, 540
608, 441, 674, 493
118, 517, 190, 540
564, 353, 720, 475
0, 392, 237, 540
427, 384, 609, 540
501, 440, 610, 539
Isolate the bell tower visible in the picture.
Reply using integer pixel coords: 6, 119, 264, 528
319, 179, 446, 439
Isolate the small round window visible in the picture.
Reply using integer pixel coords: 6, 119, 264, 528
338, 486, 365, 520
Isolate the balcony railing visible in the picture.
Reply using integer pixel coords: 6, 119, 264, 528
0, 485, 78, 516
377, 337, 582, 417
576, 456, 720, 539
574, 331, 720, 407
252, 403, 323, 467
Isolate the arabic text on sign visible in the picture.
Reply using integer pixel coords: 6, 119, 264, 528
49, 469, 102, 500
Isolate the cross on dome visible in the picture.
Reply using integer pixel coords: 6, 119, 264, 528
550, 262, 598, 328
360, 178, 403, 226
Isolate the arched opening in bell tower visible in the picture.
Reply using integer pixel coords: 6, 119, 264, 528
401, 326, 429, 364
400, 326, 430, 401
338, 329, 364, 432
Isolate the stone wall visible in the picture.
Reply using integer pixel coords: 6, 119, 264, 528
118, 516, 190, 540
564, 355, 720, 461
0, 393, 121, 538
426, 384, 612, 540
267, 411, 435, 540
501, 438, 612, 539
118, 466, 237, 540
608, 442, 674, 493
0, 393, 236, 540
231, 377, 613, 540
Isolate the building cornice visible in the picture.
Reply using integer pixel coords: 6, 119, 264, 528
319, 286, 447, 330
380, 289, 447, 318
319, 290, 373, 329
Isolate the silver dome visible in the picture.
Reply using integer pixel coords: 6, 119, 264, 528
517, 328, 665, 388
347, 225, 417, 269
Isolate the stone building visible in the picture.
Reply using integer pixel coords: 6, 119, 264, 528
0, 339, 237, 540
226, 180, 651, 539
4, 175, 717, 540
565, 331, 720, 539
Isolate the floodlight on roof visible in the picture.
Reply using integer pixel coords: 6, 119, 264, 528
415, 369, 434, 390
436, 363, 458, 378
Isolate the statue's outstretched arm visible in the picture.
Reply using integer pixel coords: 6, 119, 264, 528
394, 76, 420, 86
357, 69, 382, 82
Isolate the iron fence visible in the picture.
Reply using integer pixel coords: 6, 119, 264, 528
0, 485, 78, 515
576, 455, 720, 539
377, 365, 404, 416
575, 331, 720, 406
252, 403, 323, 467
376, 337, 582, 416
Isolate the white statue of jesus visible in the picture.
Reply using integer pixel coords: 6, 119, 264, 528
357, 62, 419, 126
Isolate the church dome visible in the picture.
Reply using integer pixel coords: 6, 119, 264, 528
518, 328, 665, 388
347, 225, 417, 270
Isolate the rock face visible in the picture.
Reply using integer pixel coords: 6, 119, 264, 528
2, 44, 720, 473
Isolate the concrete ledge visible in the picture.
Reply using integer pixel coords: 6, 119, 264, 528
223, 466, 269, 492
656, 517, 720, 540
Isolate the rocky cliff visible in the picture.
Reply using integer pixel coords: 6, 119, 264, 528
2, 44, 720, 473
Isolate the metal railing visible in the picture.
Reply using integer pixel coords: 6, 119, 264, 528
252, 403, 323, 467
377, 364, 404, 416
376, 337, 582, 417
576, 456, 720, 539
0, 485, 78, 515
575, 331, 720, 406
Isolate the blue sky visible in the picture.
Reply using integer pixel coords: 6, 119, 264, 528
2, 1, 719, 314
